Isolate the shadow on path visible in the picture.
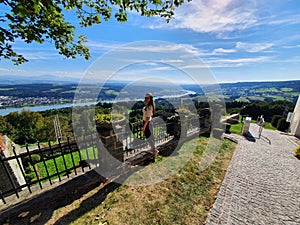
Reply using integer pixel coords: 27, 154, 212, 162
259, 135, 271, 145
53, 181, 121, 225
0, 170, 115, 225
244, 132, 256, 142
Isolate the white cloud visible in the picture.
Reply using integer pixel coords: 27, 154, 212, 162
0, 68, 10, 72
214, 56, 271, 63
88, 41, 201, 57
268, 14, 300, 25
150, 0, 258, 34
213, 48, 236, 54
21, 52, 60, 60
86, 40, 122, 52
235, 42, 273, 52
282, 44, 300, 49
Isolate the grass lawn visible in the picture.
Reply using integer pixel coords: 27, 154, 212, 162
229, 123, 243, 135
36, 147, 98, 180
263, 122, 277, 130
67, 137, 236, 225
230, 116, 277, 135
230, 122, 276, 135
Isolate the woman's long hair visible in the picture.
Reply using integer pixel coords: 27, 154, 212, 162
146, 93, 156, 114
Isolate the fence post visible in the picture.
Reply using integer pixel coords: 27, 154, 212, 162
12, 145, 32, 194
26, 142, 42, 188
67, 137, 77, 175
58, 139, 70, 178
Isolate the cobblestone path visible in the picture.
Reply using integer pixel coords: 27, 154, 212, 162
206, 124, 300, 225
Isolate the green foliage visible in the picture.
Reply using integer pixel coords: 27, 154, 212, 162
240, 100, 294, 122
263, 122, 277, 131
229, 123, 242, 135
22, 154, 40, 172
94, 113, 124, 124
294, 146, 300, 159
23, 165, 34, 174
4, 110, 45, 144
0, 115, 15, 138
22, 155, 40, 182
25, 172, 36, 182
271, 115, 282, 127
31, 154, 41, 164
1, 0, 185, 64
276, 118, 289, 132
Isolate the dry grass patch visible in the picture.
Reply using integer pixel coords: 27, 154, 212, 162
71, 137, 236, 225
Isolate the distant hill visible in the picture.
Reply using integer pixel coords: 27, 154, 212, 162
182, 80, 300, 103
219, 80, 300, 103
0, 74, 79, 85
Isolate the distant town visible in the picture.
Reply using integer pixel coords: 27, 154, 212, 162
0, 96, 71, 108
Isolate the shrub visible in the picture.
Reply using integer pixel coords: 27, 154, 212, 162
295, 146, 300, 159
24, 165, 34, 174
22, 154, 40, 183
31, 154, 41, 164
25, 172, 36, 182
271, 115, 282, 127
94, 113, 124, 124
277, 118, 289, 132
22, 154, 41, 167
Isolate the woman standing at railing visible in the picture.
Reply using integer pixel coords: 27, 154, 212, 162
142, 93, 158, 156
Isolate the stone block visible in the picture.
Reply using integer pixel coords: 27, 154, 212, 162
100, 135, 117, 145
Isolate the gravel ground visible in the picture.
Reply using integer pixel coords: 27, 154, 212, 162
206, 124, 300, 225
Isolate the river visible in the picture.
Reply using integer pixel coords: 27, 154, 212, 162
0, 90, 196, 116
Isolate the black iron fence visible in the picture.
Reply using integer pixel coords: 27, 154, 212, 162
123, 118, 174, 155
0, 114, 204, 204
0, 135, 99, 204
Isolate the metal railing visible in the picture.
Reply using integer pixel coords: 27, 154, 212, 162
0, 115, 203, 204
0, 135, 98, 204
122, 119, 174, 154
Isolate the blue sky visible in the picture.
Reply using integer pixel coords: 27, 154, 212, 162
1, 0, 300, 84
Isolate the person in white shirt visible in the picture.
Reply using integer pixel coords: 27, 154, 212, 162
142, 93, 158, 156
257, 115, 265, 138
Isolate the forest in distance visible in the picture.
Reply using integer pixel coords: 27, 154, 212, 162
0, 80, 299, 109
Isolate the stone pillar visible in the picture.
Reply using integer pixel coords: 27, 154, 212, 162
173, 110, 190, 139
97, 122, 124, 162
211, 104, 223, 129
199, 108, 212, 134
210, 104, 224, 139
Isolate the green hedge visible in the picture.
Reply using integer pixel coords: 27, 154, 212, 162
277, 118, 289, 132
295, 146, 300, 159
271, 115, 282, 128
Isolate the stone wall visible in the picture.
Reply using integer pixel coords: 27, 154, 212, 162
0, 135, 26, 196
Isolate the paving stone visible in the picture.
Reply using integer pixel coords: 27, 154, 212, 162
206, 124, 300, 225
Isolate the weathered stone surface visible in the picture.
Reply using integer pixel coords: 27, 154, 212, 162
206, 124, 300, 225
